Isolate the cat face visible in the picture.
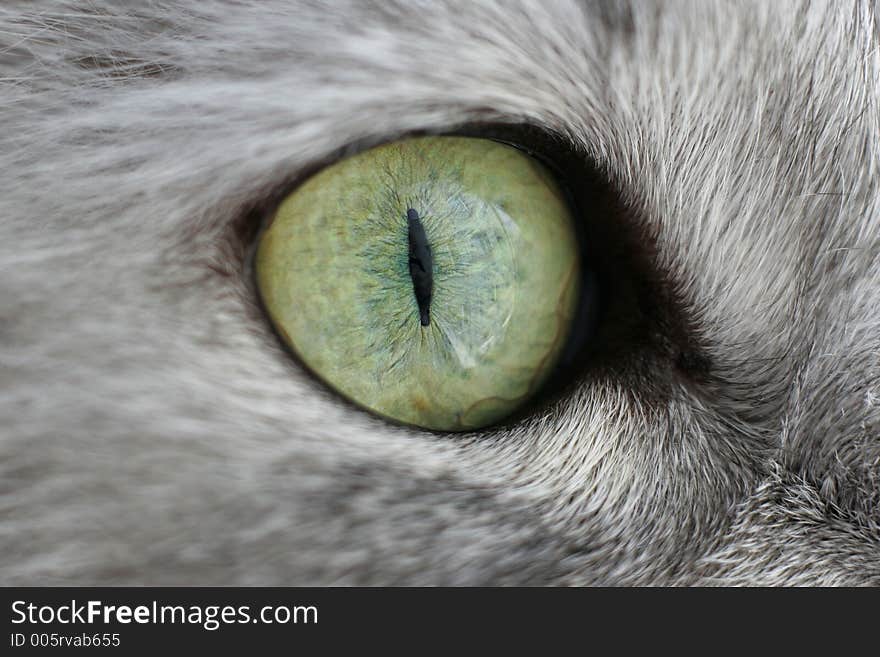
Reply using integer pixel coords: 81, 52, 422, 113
1, 0, 878, 584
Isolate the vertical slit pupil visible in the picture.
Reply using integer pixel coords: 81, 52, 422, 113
407, 208, 433, 326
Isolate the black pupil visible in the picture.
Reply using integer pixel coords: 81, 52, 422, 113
407, 207, 433, 327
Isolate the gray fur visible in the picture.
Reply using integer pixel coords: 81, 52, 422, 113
0, 0, 878, 585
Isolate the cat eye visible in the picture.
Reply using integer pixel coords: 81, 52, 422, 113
255, 135, 589, 431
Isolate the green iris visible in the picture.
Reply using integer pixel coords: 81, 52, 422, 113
256, 136, 580, 431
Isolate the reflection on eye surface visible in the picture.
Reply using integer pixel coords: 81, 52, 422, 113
255, 136, 584, 431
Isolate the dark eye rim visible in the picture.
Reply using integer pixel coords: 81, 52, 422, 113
242, 122, 675, 434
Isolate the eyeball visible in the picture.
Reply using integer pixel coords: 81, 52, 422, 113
256, 136, 582, 431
